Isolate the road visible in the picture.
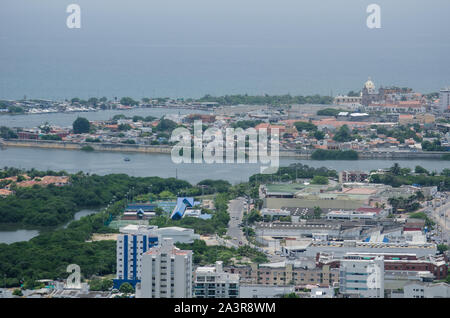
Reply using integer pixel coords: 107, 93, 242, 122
225, 197, 284, 263
226, 197, 248, 247
430, 197, 450, 245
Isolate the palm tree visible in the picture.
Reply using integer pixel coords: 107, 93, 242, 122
390, 163, 401, 176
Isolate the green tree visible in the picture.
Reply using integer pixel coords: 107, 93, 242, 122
120, 97, 138, 106
73, 117, 90, 134
313, 130, 325, 140
0, 126, 18, 139
313, 206, 323, 218
333, 125, 352, 142
311, 149, 358, 160
437, 244, 448, 254
245, 209, 262, 224
88, 97, 99, 106
317, 108, 343, 116
294, 121, 317, 132
89, 278, 113, 291
390, 163, 401, 176
118, 124, 131, 131
415, 166, 429, 175
311, 175, 329, 185
159, 190, 175, 200
119, 282, 134, 294
156, 118, 177, 132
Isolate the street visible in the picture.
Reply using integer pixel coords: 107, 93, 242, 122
430, 197, 450, 244
226, 197, 248, 247
225, 197, 284, 262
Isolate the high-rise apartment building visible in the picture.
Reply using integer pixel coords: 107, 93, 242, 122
439, 88, 450, 113
113, 225, 160, 289
138, 238, 193, 298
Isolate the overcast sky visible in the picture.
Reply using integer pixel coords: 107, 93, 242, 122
0, 0, 449, 99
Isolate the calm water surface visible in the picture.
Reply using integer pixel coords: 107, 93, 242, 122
0, 209, 98, 244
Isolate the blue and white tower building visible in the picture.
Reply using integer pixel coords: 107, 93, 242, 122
113, 225, 160, 289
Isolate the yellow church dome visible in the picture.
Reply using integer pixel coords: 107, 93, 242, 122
364, 77, 375, 92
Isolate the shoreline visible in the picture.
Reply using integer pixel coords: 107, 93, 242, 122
1, 139, 449, 160
0, 105, 213, 117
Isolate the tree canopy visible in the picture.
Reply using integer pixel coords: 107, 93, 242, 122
72, 117, 90, 134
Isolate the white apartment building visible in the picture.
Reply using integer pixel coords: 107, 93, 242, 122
439, 88, 450, 113
113, 225, 160, 289
113, 224, 200, 289
403, 282, 450, 298
138, 238, 193, 298
339, 255, 385, 298
194, 261, 240, 298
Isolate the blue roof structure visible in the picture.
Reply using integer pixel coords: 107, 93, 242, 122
170, 197, 195, 220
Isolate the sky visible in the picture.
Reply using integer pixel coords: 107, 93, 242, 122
0, 0, 449, 99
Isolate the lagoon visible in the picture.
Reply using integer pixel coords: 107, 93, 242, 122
0, 209, 99, 244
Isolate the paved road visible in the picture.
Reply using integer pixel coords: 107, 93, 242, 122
225, 197, 284, 263
430, 198, 450, 244
227, 197, 248, 247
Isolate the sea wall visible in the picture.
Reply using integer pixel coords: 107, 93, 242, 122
1, 139, 172, 154
0, 139, 447, 159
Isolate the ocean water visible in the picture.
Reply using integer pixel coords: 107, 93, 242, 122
0, 0, 449, 100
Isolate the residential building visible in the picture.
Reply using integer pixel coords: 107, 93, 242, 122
339, 170, 369, 183
226, 261, 339, 287
138, 238, 193, 298
339, 255, 385, 298
194, 261, 240, 298
439, 88, 450, 113
113, 225, 160, 289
